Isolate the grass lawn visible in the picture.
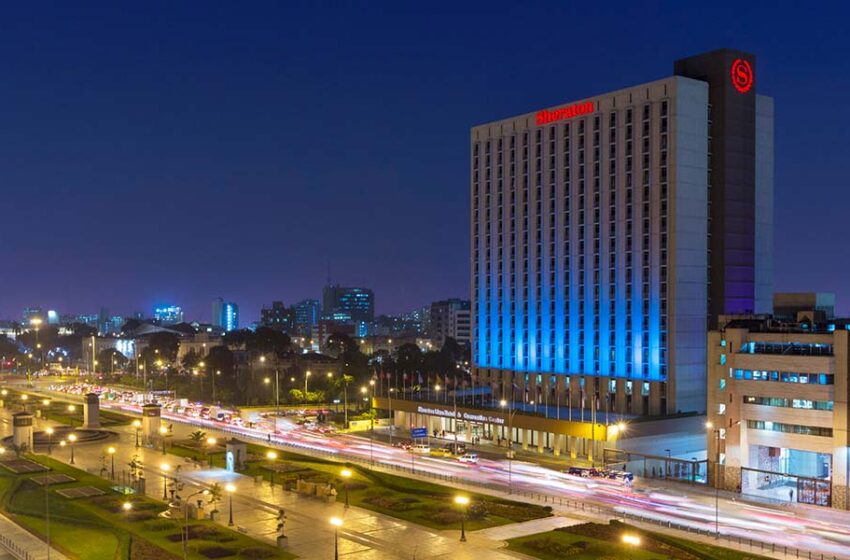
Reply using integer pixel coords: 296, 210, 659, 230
231, 442, 551, 531
0, 454, 296, 560
507, 521, 772, 560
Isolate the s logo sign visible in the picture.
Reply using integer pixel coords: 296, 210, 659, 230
731, 59, 753, 94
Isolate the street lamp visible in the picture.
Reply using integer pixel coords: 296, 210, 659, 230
500, 399, 518, 494
454, 495, 470, 542
206, 437, 217, 467
45, 427, 54, 455
225, 483, 236, 526
107, 446, 116, 480
340, 468, 352, 508
68, 433, 77, 464
622, 534, 641, 547
266, 451, 278, 485
706, 421, 721, 539
41, 399, 50, 421
122, 501, 132, 512
133, 420, 142, 448
160, 463, 171, 500
304, 370, 312, 404
330, 517, 343, 560
160, 425, 170, 455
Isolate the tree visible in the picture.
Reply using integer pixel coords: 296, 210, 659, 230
146, 332, 179, 361
181, 349, 203, 371
97, 348, 128, 372
189, 430, 207, 446
247, 327, 292, 357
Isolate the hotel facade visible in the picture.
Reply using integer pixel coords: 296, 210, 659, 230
471, 49, 773, 418
707, 318, 849, 509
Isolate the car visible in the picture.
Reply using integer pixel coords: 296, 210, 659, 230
458, 453, 479, 464
430, 448, 454, 458
566, 467, 593, 477
393, 440, 413, 450
410, 444, 431, 454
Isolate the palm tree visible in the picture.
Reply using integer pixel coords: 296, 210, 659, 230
189, 430, 206, 447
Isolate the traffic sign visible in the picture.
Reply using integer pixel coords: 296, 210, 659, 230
411, 427, 428, 439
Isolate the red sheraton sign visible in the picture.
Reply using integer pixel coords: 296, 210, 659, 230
535, 101, 594, 126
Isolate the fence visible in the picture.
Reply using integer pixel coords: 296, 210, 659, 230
0, 532, 35, 560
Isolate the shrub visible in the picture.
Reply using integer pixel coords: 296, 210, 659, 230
198, 546, 236, 558
430, 511, 463, 525
144, 519, 179, 532
238, 547, 277, 559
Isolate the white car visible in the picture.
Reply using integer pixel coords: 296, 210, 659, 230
458, 453, 479, 464
411, 444, 431, 454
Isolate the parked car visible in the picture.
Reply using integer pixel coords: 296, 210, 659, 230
458, 453, 479, 464
566, 466, 593, 477
411, 444, 431, 454
393, 440, 413, 450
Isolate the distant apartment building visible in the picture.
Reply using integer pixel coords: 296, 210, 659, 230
154, 305, 184, 325
260, 301, 295, 332
774, 293, 835, 322
212, 298, 239, 332
293, 299, 321, 335
22, 307, 44, 325
707, 316, 849, 509
322, 285, 374, 324
430, 299, 471, 346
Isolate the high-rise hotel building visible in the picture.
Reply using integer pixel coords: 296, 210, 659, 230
471, 49, 773, 416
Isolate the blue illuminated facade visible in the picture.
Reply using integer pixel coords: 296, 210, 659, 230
471, 49, 773, 416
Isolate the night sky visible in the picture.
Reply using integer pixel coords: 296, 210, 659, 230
3, 2, 849, 323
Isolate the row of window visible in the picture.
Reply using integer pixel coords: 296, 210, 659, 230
731, 369, 834, 385
743, 395, 834, 411
739, 341, 834, 357
746, 420, 833, 438
472, 100, 668, 376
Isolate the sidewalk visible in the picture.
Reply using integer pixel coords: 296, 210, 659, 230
0, 511, 70, 560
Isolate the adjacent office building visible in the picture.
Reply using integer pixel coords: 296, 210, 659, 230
471, 48, 773, 417
430, 299, 472, 346
773, 292, 835, 322
260, 301, 295, 332
707, 316, 849, 509
293, 299, 321, 336
154, 305, 184, 325
212, 298, 239, 332
322, 285, 375, 324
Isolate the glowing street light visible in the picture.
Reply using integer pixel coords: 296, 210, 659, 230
340, 468, 352, 508
122, 501, 132, 512
107, 446, 116, 479
160, 463, 171, 500
622, 534, 641, 547
132, 419, 142, 448
206, 437, 217, 467
225, 483, 236, 526
266, 451, 278, 485
67, 433, 77, 464
330, 517, 343, 560
45, 427, 54, 455
454, 495, 470, 542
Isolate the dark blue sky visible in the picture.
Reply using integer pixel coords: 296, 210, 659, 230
2, 1, 849, 322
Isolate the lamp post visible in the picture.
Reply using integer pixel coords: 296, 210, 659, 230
500, 399, 518, 494
68, 433, 77, 465
183, 489, 210, 559
340, 468, 352, 508
226, 483, 236, 526
108, 446, 116, 480
213, 370, 220, 404
161, 463, 171, 500
330, 517, 342, 560
706, 421, 721, 539
160, 425, 171, 455
454, 495, 470, 542
304, 370, 312, 404
207, 437, 217, 468
41, 399, 50, 422
387, 387, 395, 445
266, 451, 278, 485
133, 420, 141, 448
45, 427, 54, 455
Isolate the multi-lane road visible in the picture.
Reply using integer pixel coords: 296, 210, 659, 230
24, 379, 850, 559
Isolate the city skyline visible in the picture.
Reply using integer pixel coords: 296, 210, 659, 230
3, 2, 850, 322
